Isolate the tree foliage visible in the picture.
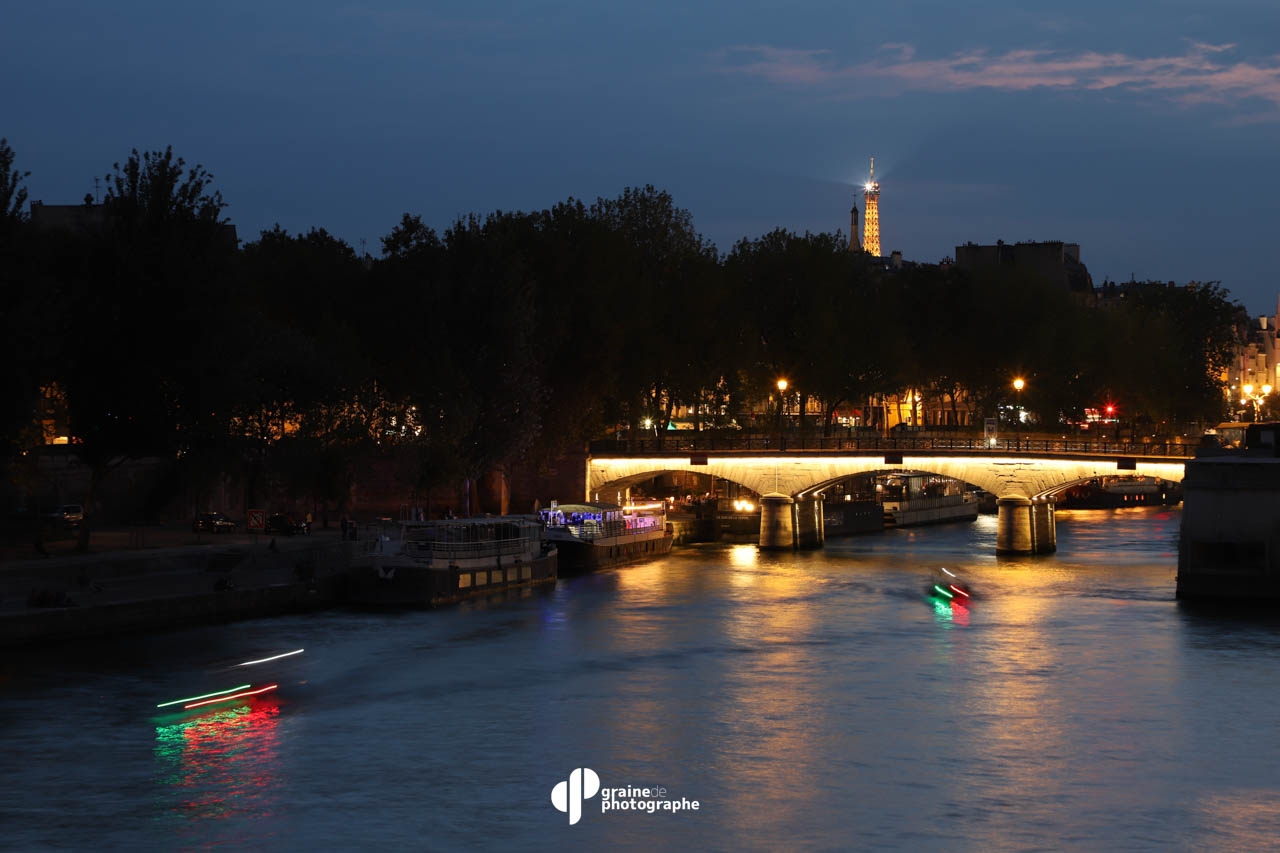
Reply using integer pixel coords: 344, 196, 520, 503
2, 146, 1255, 528
0, 138, 29, 226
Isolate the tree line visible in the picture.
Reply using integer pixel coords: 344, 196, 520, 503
0, 140, 1245, 531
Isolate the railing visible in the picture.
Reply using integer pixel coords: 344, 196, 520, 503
403, 538, 537, 561
547, 518, 667, 541
589, 434, 1198, 458
357, 521, 541, 561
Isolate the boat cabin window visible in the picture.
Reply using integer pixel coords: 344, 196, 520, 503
1211, 423, 1249, 450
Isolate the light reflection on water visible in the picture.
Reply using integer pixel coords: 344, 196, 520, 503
153, 699, 283, 825
6, 506, 1280, 850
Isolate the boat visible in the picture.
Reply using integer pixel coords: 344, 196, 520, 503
877, 474, 979, 527
345, 516, 557, 606
539, 501, 673, 574
154, 648, 304, 716
928, 567, 973, 603
1055, 475, 1182, 509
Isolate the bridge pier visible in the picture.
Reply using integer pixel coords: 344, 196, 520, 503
795, 496, 824, 549
996, 496, 1057, 555
1033, 499, 1057, 554
759, 493, 796, 550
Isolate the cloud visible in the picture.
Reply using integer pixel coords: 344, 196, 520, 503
717, 41, 1280, 114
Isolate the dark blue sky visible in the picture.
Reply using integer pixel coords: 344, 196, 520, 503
9, 1, 1280, 313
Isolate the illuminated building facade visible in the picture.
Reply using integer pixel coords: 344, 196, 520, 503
862, 157, 881, 257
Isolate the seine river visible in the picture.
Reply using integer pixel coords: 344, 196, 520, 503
6, 506, 1280, 851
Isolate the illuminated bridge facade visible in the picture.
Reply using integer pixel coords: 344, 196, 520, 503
584, 437, 1191, 554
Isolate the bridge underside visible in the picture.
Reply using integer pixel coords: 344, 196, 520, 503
587, 454, 1186, 555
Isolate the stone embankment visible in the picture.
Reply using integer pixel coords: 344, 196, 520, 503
0, 527, 358, 647
2, 515, 703, 646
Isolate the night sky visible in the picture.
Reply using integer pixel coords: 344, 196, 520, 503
8, 1, 1280, 313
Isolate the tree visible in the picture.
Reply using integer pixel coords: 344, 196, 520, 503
0, 139, 43, 457
1098, 281, 1242, 430
52, 147, 237, 546
103, 145, 225, 229
590, 186, 719, 432
230, 225, 377, 510
0, 138, 29, 226
725, 229, 884, 434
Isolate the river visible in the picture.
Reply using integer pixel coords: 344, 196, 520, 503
5, 506, 1280, 851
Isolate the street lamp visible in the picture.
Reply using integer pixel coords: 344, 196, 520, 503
1242, 384, 1272, 421
1012, 377, 1025, 427
776, 378, 788, 443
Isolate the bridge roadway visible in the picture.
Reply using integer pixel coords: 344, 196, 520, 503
586, 434, 1191, 555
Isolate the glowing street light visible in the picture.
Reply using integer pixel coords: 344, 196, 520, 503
1012, 377, 1025, 426
775, 378, 789, 444
1242, 383, 1272, 420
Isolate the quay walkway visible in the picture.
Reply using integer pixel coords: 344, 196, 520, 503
0, 525, 358, 647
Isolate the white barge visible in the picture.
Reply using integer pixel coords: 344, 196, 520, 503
539, 501, 673, 574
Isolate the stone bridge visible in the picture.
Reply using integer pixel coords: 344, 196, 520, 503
584, 448, 1188, 555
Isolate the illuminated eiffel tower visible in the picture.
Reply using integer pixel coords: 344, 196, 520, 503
862, 156, 880, 257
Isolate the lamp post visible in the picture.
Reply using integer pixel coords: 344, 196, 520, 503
1012, 377, 1025, 428
776, 378, 788, 448
1242, 384, 1272, 421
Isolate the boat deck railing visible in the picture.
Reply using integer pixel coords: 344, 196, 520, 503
402, 537, 539, 561
880, 494, 975, 513
548, 519, 666, 542
356, 520, 544, 562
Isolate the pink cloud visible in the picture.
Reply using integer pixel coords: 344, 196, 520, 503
718, 42, 1280, 113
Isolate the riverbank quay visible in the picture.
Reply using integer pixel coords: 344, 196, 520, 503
0, 527, 357, 647
1178, 424, 1280, 600
0, 510, 708, 647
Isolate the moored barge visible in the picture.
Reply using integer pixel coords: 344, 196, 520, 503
346, 516, 557, 606
539, 501, 673, 574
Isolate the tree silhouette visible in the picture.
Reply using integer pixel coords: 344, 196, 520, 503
0, 138, 29, 226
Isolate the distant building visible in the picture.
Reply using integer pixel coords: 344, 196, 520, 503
30, 198, 238, 248
1092, 278, 1182, 309
954, 239, 1092, 294
1228, 303, 1280, 421
29, 199, 105, 234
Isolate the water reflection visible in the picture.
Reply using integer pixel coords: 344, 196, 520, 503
20, 506, 1280, 850
932, 597, 970, 627
154, 698, 282, 824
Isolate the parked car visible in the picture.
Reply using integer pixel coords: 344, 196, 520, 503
44, 504, 85, 528
193, 512, 236, 534
264, 513, 307, 536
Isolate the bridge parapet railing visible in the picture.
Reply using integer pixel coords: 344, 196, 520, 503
589, 435, 1196, 458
